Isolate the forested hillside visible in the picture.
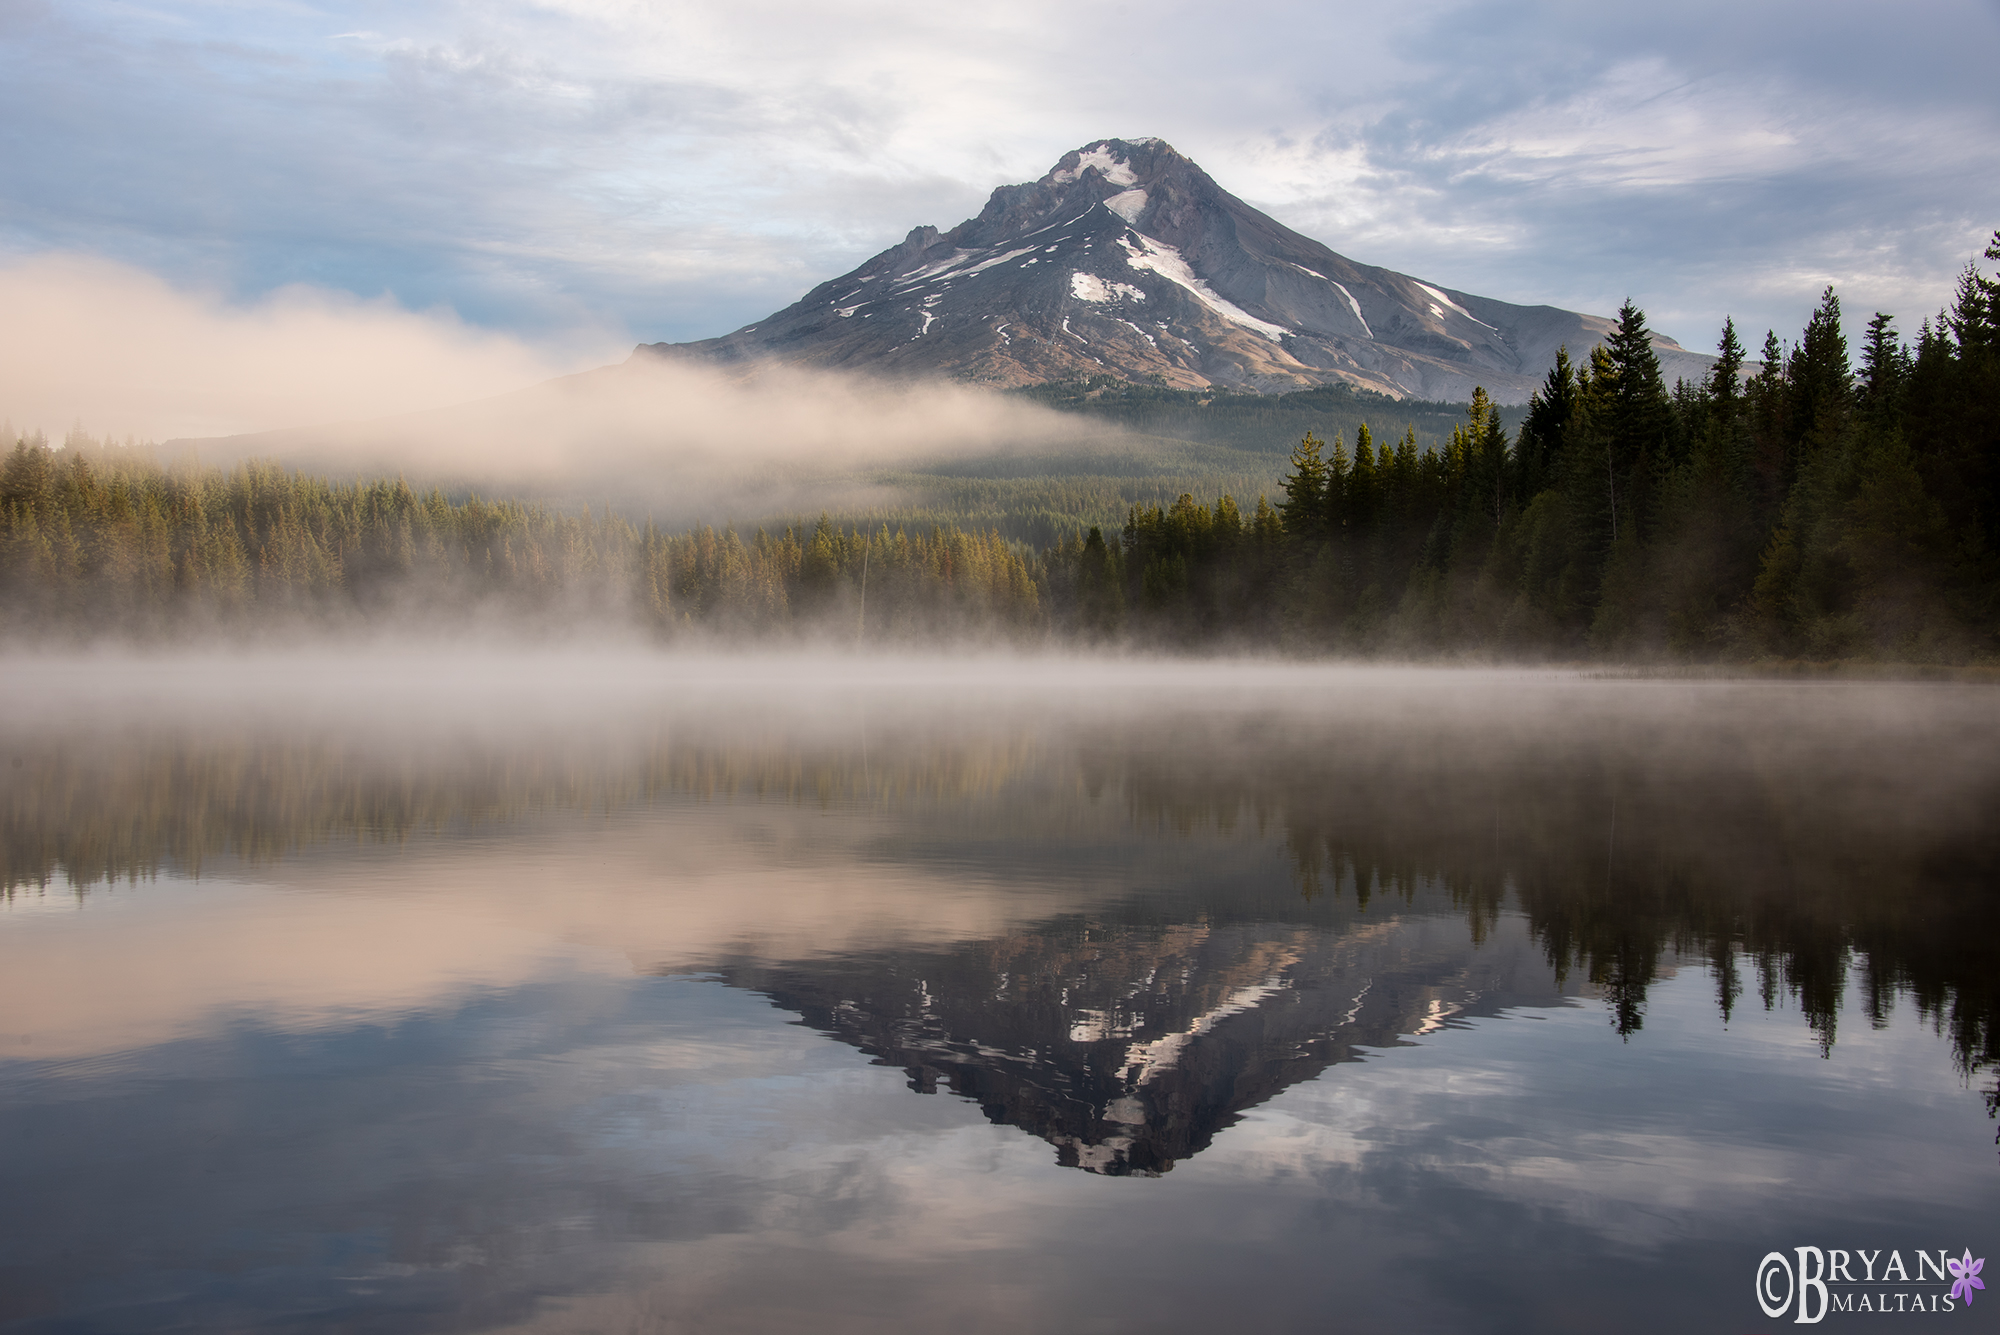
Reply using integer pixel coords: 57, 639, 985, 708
1174, 234, 2000, 660
0, 444, 1043, 639
793, 383, 1519, 549
1005, 379, 1525, 455
3, 234, 1995, 661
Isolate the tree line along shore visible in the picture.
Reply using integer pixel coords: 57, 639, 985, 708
7, 722, 1995, 1079
3, 235, 1995, 661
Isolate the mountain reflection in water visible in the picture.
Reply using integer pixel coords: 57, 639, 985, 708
3, 659, 2000, 1335
6, 657, 1996, 1196
719, 909, 1571, 1176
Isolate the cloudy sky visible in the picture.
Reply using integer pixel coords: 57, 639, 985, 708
3, 0, 1997, 426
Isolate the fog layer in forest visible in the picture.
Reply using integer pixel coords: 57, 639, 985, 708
3, 237, 1995, 662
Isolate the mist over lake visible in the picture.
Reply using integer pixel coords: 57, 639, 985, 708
2, 652, 1994, 1332
6, 0, 1998, 1328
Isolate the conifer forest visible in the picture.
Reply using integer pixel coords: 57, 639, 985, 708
5, 235, 1996, 662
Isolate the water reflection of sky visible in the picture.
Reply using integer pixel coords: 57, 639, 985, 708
2, 657, 1997, 1332
3, 882, 1990, 1334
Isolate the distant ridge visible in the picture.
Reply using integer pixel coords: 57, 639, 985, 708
642, 137, 1712, 404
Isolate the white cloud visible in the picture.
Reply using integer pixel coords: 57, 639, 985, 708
0, 252, 617, 441
1, 0, 1994, 359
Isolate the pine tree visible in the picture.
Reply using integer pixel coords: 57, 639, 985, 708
1279, 431, 1329, 548
1346, 425, 1376, 538
1604, 300, 1671, 539
1945, 234, 2000, 356
1708, 318, 1746, 413
1516, 346, 1576, 504
1859, 312, 1909, 424
1788, 287, 1852, 453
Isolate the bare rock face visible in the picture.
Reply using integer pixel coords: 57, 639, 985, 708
641, 138, 1708, 404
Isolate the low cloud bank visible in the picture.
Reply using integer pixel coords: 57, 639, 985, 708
0, 250, 1119, 520
0, 252, 616, 442
204, 353, 1119, 518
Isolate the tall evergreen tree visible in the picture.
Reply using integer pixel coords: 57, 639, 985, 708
1515, 346, 1577, 504
1708, 318, 1746, 413
1279, 431, 1329, 548
1945, 233, 2000, 356
1603, 301, 1671, 540
1746, 329, 1792, 521
1859, 312, 1909, 424
1787, 287, 1852, 453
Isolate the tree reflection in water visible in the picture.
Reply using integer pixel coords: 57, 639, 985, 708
5, 673, 1996, 1175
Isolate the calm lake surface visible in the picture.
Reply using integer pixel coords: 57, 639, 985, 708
3, 653, 1997, 1334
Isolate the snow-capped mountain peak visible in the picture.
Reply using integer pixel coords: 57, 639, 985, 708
641, 137, 1706, 403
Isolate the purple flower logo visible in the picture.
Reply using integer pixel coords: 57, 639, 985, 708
1949, 1250, 1986, 1305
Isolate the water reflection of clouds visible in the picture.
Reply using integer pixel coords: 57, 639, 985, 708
5, 928, 1992, 1333
1229, 972, 1992, 1253
0, 806, 1147, 1063
498, 976, 1991, 1334
1, 876, 622, 1062
5, 656, 1999, 1332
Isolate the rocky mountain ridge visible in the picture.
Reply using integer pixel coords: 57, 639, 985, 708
642, 137, 1713, 404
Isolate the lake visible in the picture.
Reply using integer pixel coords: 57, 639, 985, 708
2, 652, 1996, 1333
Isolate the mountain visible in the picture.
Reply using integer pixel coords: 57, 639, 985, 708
641, 137, 1712, 404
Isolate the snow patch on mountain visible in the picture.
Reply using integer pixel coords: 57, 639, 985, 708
1286, 261, 1373, 337
1071, 272, 1146, 303
1118, 233, 1289, 341
1414, 282, 1497, 331
955, 246, 1039, 279
894, 245, 1041, 292
1329, 281, 1373, 338
894, 250, 972, 288
1053, 143, 1139, 187
1102, 189, 1148, 223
